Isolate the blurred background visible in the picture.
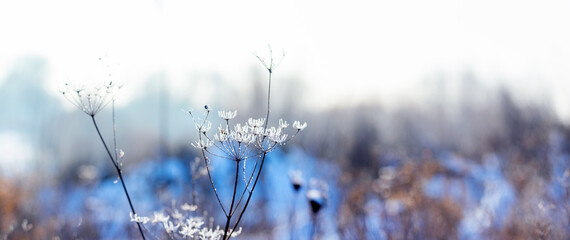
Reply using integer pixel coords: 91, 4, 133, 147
1, 0, 570, 239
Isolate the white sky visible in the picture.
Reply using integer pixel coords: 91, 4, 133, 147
1, 0, 570, 119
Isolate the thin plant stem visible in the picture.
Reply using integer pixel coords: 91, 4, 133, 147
264, 69, 272, 130
91, 116, 118, 170
230, 154, 262, 216
226, 152, 267, 240
191, 110, 229, 216
90, 115, 146, 240
112, 99, 118, 163
199, 146, 228, 216
223, 161, 240, 239
226, 67, 273, 240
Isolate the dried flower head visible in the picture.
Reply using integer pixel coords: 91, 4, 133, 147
198, 121, 212, 133
61, 81, 121, 116
164, 221, 180, 234
151, 212, 170, 224
21, 219, 33, 232
218, 110, 237, 120
248, 118, 265, 128
307, 189, 324, 214
306, 179, 328, 214
191, 139, 214, 149
254, 45, 285, 72
289, 170, 304, 191
181, 203, 198, 211
186, 51, 304, 239
191, 111, 303, 162
130, 212, 150, 224
178, 223, 198, 237
293, 121, 307, 131
279, 119, 289, 129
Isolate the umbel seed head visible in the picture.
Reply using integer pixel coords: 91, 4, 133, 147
61, 81, 120, 116
306, 178, 328, 214
293, 182, 302, 191
306, 189, 325, 214
309, 199, 323, 214
289, 170, 304, 192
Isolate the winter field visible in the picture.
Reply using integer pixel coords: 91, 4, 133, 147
1, 53, 569, 239
2, 1, 570, 239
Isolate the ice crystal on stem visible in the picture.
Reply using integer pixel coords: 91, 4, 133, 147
191, 139, 214, 149
218, 110, 237, 120
198, 121, 212, 134
130, 212, 150, 224
164, 221, 180, 234
135, 203, 242, 240
152, 212, 170, 224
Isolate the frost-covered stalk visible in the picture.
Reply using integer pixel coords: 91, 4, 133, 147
130, 203, 240, 240
189, 48, 307, 239
62, 81, 146, 240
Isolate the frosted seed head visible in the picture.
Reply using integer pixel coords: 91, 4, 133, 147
199, 121, 212, 133
151, 212, 170, 224
289, 170, 304, 191
191, 139, 213, 149
130, 212, 149, 224
279, 119, 289, 129
218, 110, 237, 120
181, 203, 198, 211
164, 221, 180, 233
293, 121, 307, 131
61, 81, 120, 116
247, 118, 265, 128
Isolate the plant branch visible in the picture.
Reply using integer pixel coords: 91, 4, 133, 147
231, 153, 262, 216
223, 161, 240, 239
226, 152, 267, 240
112, 99, 119, 164
226, 60, 274, 239
90, 115, 146, 240
194, 110, 229, 216
264, 71, 272, 130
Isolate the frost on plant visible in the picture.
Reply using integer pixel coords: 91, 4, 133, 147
134, 203, 242, 240
130, 212, 150, 224
61, 62, 146, 239
59, 51, 306, 239
307, 179, 328, 215
189, 114, 303, 159
151, 212, 170, 224
61, 81, 121, 117
187, 48, 306, 239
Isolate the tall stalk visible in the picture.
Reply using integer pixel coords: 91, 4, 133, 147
223, 67, 273, 240
190, 49, 304, 239
90, 115, 146, 240
222, 161, 241, 238
225, 152, 267, 239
